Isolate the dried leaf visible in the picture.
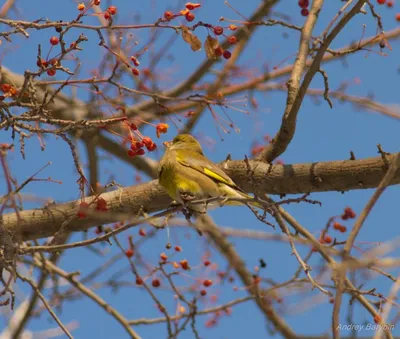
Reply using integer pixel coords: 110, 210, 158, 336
204, 36, 219, 59
181, 25, 202, 52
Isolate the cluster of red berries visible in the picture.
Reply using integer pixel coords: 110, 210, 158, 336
135, 246, 184, 288
212, 25, 239, 60
315, 207, 356, 250
298, 0, 309, 16
164, 2, 201, 23
341, 206, 356, 220
104, 5, 117, 20
41, 38, 62, 76
164, 5, 238, 60
0, 83, 18, 100
76, 197, 109, 219
332, 222, 347, 233
130, 136, 156, 156
124, 122, 158, 157
373, 1, 400, 21
76, 2, 115, 19
130, 55, 140, 76
123, 120, 169, 157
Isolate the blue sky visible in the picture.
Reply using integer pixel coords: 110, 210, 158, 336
1, 0, 400, 338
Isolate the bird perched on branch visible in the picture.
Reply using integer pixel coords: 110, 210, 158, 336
158, 134, 263, 215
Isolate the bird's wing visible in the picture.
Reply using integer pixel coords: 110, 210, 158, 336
176, 152, 244, 192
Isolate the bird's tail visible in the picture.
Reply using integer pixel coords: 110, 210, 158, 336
218, 185, 265, 210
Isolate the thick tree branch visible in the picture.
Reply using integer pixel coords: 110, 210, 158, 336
2, 153, 399, 242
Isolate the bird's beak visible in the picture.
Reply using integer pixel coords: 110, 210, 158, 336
163, 141, 172, 148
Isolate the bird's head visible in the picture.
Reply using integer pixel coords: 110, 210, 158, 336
165, 134, 203, 154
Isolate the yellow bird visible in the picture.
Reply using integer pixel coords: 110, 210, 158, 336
158, 134, 263, 213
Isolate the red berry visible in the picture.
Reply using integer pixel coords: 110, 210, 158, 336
174, 246, 182, 252
107, 6, 117, 15
139, 228, 146, 236
1, 84, 11, 93
50, 36, 59, 45
396, 13, 400, 21
47, 69, 56, 76
130, 55, 140, 67
333, 222, 342, 230
36, 59, 48, 68
324, 235, 332, 244
96, 197, 108, 211
160, 252, 168, 261
341, 207, 356, 220
185, 11, 195, 22
377, 0, 385, 4
301, 8, 309, 16
387, 1, 393, 7
152, 279, 161, 287
298, 0, 309, 8
142, 136, 153, 147
227, 36, 237, 44
131, 141, 144, 151
146, 142, 157, 152
200, 290, 207, 296
214, 46, 223, 56
217, 271, 226, 279
374, 314, 382, 324
213, 26, 223, 35
77, 202, 89, 218
156, 123, 168, 138
125, 249, 134, 258
128, 150, 137, 157
164, 11, 174, 20
186, 3, 201, 10
180, 259, 190, 270
222, 50, 231, 59
131, 68, 140, 76
203, 279, 213, 287
204, 260, 211, 266
136, 277, 143, 285
104, 11, 111, 20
